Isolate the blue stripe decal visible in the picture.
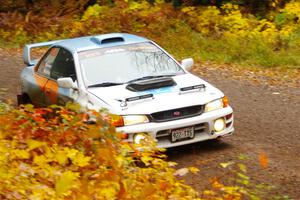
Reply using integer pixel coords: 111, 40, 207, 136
58, 87, 70, 96
137, 86, 178, 95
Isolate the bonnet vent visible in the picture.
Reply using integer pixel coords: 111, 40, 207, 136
91, 36, 125, 45
126, 77, 176, 92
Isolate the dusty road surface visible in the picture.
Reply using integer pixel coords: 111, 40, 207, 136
0, 48, 299, 199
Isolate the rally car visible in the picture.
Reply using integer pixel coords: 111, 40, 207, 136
18, 33, 234, 148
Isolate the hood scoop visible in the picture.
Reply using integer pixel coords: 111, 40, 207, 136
126, 77, 176, 92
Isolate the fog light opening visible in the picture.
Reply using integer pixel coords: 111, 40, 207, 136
213, 118, 226, 132
133, 133, 148, 144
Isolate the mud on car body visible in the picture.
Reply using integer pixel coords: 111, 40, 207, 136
18, 33, 234, 148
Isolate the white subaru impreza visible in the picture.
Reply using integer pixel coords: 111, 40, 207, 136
19, 33, 234, 148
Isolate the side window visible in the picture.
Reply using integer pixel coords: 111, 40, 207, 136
37, 47, 60, 77
50, 48, 76, 81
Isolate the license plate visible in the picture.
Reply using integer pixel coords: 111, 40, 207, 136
171, 127, 194, 142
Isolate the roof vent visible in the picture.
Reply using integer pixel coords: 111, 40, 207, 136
91, 36, 125, 45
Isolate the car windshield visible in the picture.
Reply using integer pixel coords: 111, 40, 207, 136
78, 42, 184, 87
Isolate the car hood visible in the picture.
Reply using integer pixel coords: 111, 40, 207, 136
87, 73, 224, 115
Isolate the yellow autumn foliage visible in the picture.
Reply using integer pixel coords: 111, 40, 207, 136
183, 1, 300, 46
1, 0, 300, 67
0, 104, 201, 199
0, 100, 289, 199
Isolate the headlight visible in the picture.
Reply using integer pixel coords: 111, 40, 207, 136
123, 115, 149, 126
205, 99, 223, 112
205, 96, 229, 112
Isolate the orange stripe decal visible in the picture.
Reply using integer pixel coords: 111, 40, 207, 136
34, 73, 48, 92
45, 80, 58, 104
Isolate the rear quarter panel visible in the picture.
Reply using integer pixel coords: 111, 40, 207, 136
21, 66, 47, 106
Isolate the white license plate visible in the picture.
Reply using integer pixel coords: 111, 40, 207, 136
171, 127, 194, 142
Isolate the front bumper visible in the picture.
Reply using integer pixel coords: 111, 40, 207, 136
117, 106, 234, 148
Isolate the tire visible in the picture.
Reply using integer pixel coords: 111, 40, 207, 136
17, 94, 32, 106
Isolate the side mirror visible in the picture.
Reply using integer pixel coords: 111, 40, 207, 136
57, 77, 77, 89
181, 58, 194, 71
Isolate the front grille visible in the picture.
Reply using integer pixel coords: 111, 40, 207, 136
149, 105, 204, 122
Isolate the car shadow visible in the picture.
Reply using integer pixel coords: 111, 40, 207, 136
166, 139, 234, 160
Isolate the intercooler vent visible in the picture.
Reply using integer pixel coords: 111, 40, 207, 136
126, 77, 176, 92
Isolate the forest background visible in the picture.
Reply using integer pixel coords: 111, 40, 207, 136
1, 0, 300, 69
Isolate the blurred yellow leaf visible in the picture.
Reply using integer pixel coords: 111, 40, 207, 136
220, 161, 234, 168
141, 155, 153, 166
33, 155, 47, 166
55, 151, 68, 165
12, 149, 30, 159
203, 189, 215, 196
237, 172, 249, 180
188, 166, 200, 174
211, 177, 224, 189
237, 163, 247, 173
55, 171, 79, 196
27, 139, 45, 151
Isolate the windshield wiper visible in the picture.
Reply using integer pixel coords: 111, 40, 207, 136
88, 82, 123, 88
127, 75, 175, 83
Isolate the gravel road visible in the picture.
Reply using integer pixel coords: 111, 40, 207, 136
0, 48, 299, 199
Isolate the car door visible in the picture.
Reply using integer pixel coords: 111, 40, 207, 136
33, 47, 60, 106
44, 47, 78, 105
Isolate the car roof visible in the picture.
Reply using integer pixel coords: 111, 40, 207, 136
55, 33, 150, 52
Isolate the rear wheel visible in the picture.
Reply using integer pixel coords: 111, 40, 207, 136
17, 93, 32, 106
